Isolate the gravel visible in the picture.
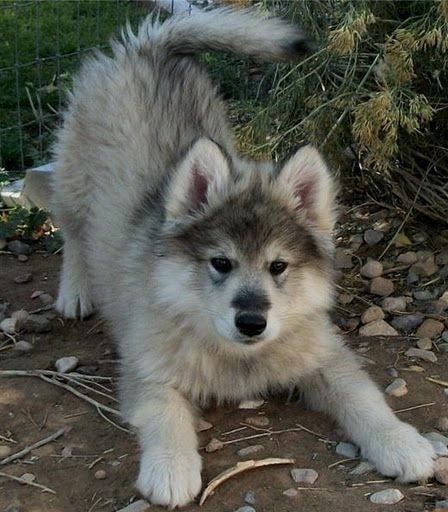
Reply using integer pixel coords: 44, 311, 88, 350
290, 468, 319, 484
385, 378, 408, 397
238, 399, 264, 409
55, 356, 79, 373
237, 445, 264, 457
434, 457, 448, 485
360, 260, 383, 278
13, 273, 32, 284
22, 314, 51, 333
335, 442, 359, 458
382, 296, 409, 312
7, 240, 32, 256
415, 318, 445, 339
364, 229, 384, 246
390, 313, 424, 332
370, 277, 394, 297
359, 319, 398, 337
360, 306, 384, 324
404, 347, 438, 362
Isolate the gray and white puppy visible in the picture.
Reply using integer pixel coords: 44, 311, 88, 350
52, 8, 435, 508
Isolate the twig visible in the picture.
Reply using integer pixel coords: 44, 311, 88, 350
88, 457, 104, 470
0, 471, 56, 494
394, 401, 436, 414
0, 427, 67, 466
295, 423, 329, 440
425, 377, 448, 387
0, 434, 17, 444
220, 427, 305, 447
200, 458, 294, 506
95, 407, 132, 434
328, 457, 359, 469
86, 318, 105, 335
0, 369, 112, 381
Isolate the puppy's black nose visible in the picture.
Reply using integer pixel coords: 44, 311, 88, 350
235, 312, 266, 337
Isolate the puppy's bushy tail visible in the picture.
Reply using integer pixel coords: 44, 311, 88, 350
124, 7, 312, 62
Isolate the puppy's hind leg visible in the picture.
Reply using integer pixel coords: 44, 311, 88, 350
55, 222, 94, 319
299, 339, 435, 483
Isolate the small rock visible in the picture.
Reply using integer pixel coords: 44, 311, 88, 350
7, 240, 32, 256
283, 488, 298, 497
244, 416, 270, 428
393, 232, 412, 247
0, 317, 17, 333
360, 260, 383, 279
410, 260, 439, 277
412, 232, 428, 243
55, 356, 79, 373
416, 337, 432, 350
22, 314, 51, 333
407, 271, 419, 285
76, 365, 98, 375
359, 319, 398, 337
0, 445, 12, 458
238, 399, 264, 409
345, 318, 360, 331
349, 460, 374, 475
385, 378, 408, 397
413, 290, 434, 301
20, 473, 36, 483
416, 319, 444, 339
14, 273, 32, 285
435, 499, 448, 510
397, 251, 418, 265
115, 500, 150, 512
338, 293, 354, 305
11, 309, 29, 326
364, 229, 384, 246
440, 343, 448, 354
14, 340, 33, 352
237, 445, 264, 457
31, 290, 45, 299
235, 507, 256, 512
386, 367, 399, 378
290, 468, 319, 484
197, 419, 213, 432
437, 249, 448, 265
38, 293, 54, 306
443, 331, 448, 342
436, 417, 448, 431
94, 469, 107, 480
390, 313, 424, 332
435, 457, 448, 485
423, 432, 448, 445
205, 438, 224, 453
437, 291, 448, 312
361, 306, 385, 324
369, 489, 404, 505
244, 490, 256, 505
370, 277, 394, 297
349, 234, 364, 251
405, 347, 437, 362
406, 364, 425, 372
334, 248, 353, 269
429, 441, 448, 456
18, 254, 28, 262
335, 442, 359, 458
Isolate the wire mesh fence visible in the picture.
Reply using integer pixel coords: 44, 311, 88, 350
0, 0, 174, 173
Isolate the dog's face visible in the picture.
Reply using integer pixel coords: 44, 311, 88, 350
154, 139, 336, 349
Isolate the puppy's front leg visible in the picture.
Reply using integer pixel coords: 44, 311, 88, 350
122, 380, 202, 508
300, 340, 435, 482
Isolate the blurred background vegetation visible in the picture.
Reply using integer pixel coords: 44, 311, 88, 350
1, 0, 447, 224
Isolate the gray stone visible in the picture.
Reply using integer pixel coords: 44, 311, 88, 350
413, 290, 434, 301
435, 499, 448, 509
338, 293, 354, 305
369, 489, 404, 505
416, 337, 432, 350
290, 468, 319, 484
0, 318, 16, 333
335, 441, 359, 458
18, 254, 28, 262
423, 432, 448, 445
7, 240, 32, 256
235, 507, 256, 512
244, 490, 256, 505
115, 500, 150, 512
440, 343, 448, 353
370, 277, 394, 297
407, 271, 419, 284
55, 356, 79, 373
390, 313, 424, 332
282, 488, 298, 497
237, 445, 264, 457
397, 251, 418, 265
405, 347, 437, 362
361, 306, 384, 325
349, 460, 374, 475
22, 314, 51, 333
205, 438, 224, 453
382, 297, 409, 312
412, 232, 428, 243
359, 319, 398, 337
436, 291, 448, 312
239, 399, 264, 409
13, 273, 32, 284
428, 440, 448, 456
14, 340, 33, 352
443, 330, 448, 342
20, 473, 36, 483
416, 318, 444, 339
38, 293, 54, 306
197, 419, 213, 432
94, 469, 107, 480
385, 378, 408, 397
244, 416, 270, 428
364, 229, 384, 246
435, 457, 448, 484
360, 260, 383, 279
436, 250, 448, 265
334, 248, 353, 269
0, 445, 12, 458
410, 260, 439, 277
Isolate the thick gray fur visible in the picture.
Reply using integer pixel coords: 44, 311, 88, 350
53, 8, 435, 508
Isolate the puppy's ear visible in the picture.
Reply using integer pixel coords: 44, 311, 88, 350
165, 138, 230, 220
277, 145, 337, 233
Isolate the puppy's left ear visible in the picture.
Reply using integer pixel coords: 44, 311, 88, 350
277, 145, 337, 233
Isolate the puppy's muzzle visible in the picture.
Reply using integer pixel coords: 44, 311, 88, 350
235, 311, 267, 338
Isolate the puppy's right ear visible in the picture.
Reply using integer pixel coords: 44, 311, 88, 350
165, 138, 230, 221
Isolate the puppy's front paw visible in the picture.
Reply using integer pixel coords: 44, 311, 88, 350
365, 423, 435, 482
136, 447, 202, 508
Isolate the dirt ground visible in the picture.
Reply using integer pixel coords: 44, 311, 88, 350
0, 252, 447, 512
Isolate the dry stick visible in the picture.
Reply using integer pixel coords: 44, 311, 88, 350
0, 369, 112, 381
0, 427, 67, 466
328, 457, 359, 469
0, 434, 17, 444
38, 375, 120, 416
394, 401, 436, 414
425, 377, 448, 387
62, 374, 118, 403
0, 471, 56, 494
95, 407, 132, 434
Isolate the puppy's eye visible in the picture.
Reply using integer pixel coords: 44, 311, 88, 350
210, 257, 232, 274
270, 261, 288, 276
